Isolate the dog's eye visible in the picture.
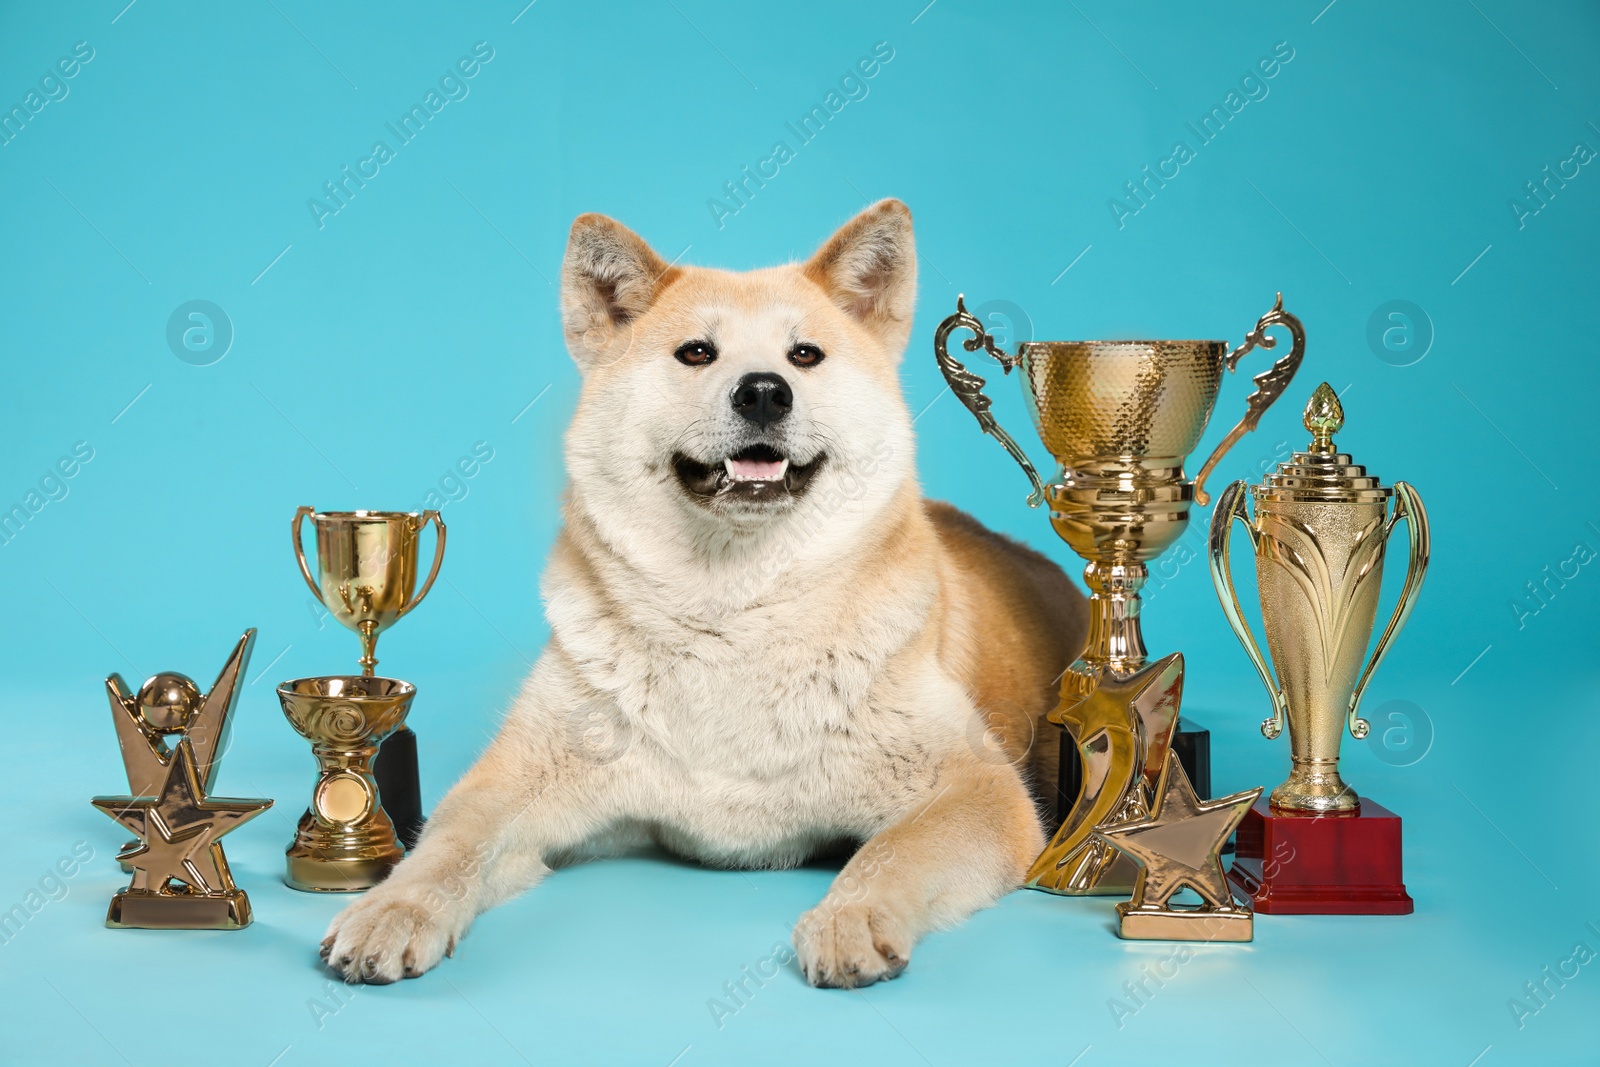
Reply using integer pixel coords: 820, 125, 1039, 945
788, 343, 825, 368
674, 341, 718, 367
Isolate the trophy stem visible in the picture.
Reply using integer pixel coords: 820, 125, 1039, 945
1272, 756, 1359, 813
1031, 559, 1179, 895
1070, 560, 1150, 689
286, 738, 404, 892
358, 620, 378, 678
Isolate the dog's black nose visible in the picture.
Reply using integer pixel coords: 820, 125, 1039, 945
731, 372, 792, 429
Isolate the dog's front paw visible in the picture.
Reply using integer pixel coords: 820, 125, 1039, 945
794, 900, 911, 988
321, 882, 464, 984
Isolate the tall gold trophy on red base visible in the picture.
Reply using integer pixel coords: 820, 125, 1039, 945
1211, 384, 1428, 913
933, 294, 1304, 894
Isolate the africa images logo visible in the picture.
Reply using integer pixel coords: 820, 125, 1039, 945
1106, 41, 1295, 229
705, 41, 896, 229
0, 41, 95, 148
307, 42, 496, 230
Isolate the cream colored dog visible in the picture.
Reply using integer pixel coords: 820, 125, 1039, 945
322, 199, 1085, 987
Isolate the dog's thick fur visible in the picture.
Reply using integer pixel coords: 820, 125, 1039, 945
323, 200, 1086, 987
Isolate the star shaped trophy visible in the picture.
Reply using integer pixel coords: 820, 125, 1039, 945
1092, 751, 1262, 941
92, 629, 273, 929
933, 293, 1304, 895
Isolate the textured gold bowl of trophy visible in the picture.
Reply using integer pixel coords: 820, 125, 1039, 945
933, 294, 1304, 894
282, 508, 445, 890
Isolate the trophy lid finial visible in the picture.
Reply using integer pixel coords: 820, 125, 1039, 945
1255, 382, 1387, 504
1304, 382, 1343, 454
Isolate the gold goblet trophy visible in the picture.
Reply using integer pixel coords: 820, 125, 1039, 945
1210, 384, 1430, 814
283, 508, 446, 889
292, 508, 446, 677
933, 294, 1304, 894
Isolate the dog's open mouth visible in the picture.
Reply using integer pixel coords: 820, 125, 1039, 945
672, 445, 825, 504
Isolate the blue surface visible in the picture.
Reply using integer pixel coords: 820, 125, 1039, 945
2, 1, 1597, 1064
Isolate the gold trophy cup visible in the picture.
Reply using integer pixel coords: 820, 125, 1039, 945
1209, 384, 1427, 913
277, 675, 416, 891
1209, 383, 1430, 812
934, 294, 1304, 894
292, 508, 446, 677
286, 507, 445, 883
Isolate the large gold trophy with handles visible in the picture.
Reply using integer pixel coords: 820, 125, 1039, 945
1210, 383, 1428, 913
933, 294, 1304, 894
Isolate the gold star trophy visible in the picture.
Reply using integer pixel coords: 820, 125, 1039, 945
92, 629, 273, 929
1092, 751, 1262, 941
933, 294, 1304, 894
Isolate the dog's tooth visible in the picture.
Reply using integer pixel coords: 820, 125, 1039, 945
724, 457, 739, 481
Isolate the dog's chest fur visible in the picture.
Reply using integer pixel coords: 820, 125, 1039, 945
543, 520, 957, 865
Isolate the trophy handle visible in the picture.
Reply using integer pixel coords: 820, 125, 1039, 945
1193, 294, 1306, 506
933, 295, 1048, 508
398, 509, 447, 617
1345, 481, 1430, 740
292, 506, 327, 607
1207, 480, 1287, 740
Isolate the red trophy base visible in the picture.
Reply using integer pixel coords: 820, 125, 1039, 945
1227, 797, 1413, 915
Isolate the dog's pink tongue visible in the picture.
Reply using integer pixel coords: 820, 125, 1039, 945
730, 456, 785, 481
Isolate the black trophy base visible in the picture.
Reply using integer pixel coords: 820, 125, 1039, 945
1052, 717, 1212, 831
374, 726, 426, 850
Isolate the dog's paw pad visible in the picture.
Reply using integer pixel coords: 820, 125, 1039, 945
322, 887, 459, 984
794, 901, 910, 988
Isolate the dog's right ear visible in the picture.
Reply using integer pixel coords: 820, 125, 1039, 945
560, 214, 677, 368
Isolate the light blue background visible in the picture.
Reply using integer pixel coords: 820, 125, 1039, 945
2, 1, 1596, 1064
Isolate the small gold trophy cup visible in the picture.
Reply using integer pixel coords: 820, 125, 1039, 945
934, 294, 1304, 894
292, 508, 446, 677
1210, 383, 1428, 914
277, 676, 416, 891
285, 508, 445, 887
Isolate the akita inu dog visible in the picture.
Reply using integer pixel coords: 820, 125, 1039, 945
322, 199, 1086, 987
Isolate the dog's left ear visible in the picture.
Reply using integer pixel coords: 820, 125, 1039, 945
803, 199, 917, 354
561, 213, 677, 369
